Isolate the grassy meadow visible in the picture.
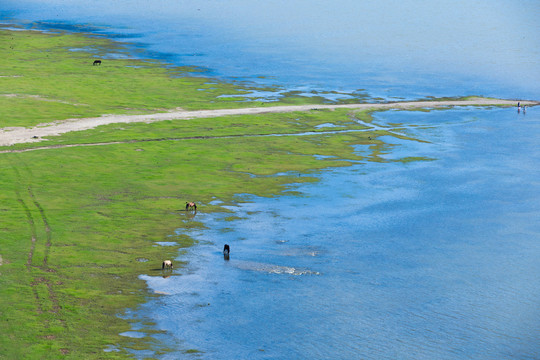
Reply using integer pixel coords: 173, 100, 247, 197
0, 27, 427, 358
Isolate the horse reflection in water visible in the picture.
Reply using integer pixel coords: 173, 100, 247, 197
223, 244, 230, 260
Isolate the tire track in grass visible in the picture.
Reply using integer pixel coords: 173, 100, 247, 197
18, 159, 64, 320
10, 165, 38, 269
15, 160, 54, 268
10, 156, 65, 330
27, 187, 52, 267
18, 193, 37, 268
10, 162, 43, 314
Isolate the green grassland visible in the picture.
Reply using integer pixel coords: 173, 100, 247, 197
1, 28, 342, 129
0, 28, 429, 358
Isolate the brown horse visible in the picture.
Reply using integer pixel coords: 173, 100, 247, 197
93, 60, 102, 66
186, 202, 197, 211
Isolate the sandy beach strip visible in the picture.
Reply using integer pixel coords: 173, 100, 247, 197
1, 98, 537, 147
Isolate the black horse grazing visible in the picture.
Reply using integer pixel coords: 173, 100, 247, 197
162, 260, 173, 270
93, 60, 102, 66
223, 244, 230, 260
186, 202, 197, 211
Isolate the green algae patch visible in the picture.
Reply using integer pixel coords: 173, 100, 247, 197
0, 27, 435, 359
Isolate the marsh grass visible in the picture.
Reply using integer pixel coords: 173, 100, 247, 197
0, 28, 429, 358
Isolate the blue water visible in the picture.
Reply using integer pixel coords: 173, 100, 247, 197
2, 1, 540, 359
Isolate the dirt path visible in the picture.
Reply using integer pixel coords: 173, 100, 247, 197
1, 98, 537, 147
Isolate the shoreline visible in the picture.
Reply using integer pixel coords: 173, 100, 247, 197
1, 98, 537, 147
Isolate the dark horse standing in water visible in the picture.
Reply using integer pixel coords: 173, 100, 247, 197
93, 60, 101, 66
186, 202, 197, 211
223, 244, 230, 260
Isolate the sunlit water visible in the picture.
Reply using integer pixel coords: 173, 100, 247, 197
2, 1, 540, 359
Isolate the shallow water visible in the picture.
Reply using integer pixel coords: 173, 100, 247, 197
131, 107, 540, 359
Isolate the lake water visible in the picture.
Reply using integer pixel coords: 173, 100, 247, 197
2, 1, 540, 359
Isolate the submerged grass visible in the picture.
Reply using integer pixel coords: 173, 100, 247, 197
0, 27, 430, 358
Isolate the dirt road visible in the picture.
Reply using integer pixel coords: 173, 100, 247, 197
1, 98, 536, 147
